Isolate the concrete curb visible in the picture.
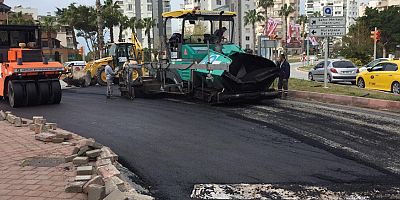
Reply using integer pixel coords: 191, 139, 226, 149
290, 90, 400, 112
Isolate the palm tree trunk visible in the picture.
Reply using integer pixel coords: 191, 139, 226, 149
148, 33, 151, 54
48, 32, 53, 60
119, 26, 123, 42
110, 27, 114, 43
284, 17, 288, 53
252, 23, 256, 54
72, 28, 78, 50
96, 0, 104, 58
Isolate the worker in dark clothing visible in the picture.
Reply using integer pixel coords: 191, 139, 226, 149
277, 53, 290, 98
213, 27, 227, 43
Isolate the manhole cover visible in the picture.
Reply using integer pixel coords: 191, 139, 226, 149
22, 156, 64, 167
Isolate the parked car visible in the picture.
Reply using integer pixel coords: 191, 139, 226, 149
356, 60, 400, 94
359, 58, 389, 72
308, 59, 359, 84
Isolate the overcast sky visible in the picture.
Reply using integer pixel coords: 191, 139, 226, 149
7, 0, 182, 15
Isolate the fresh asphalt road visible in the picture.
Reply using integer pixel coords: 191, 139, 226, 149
1, 86, 400, 199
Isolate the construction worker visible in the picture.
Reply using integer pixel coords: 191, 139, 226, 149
277, 53, 290, 98
105, 61, 115, 99
213, 27, 227, 43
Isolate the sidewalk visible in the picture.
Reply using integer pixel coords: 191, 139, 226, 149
0, 120, 87, 200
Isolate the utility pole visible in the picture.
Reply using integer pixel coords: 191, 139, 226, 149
324, 37, 328, 88
306, 34, 310, 67
373, 27, 377, 60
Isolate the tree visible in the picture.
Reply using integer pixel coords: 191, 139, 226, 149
142, 18, 156, 53
342, 21, 373, 64
279, 4, 295, 53
74, 5, 98, 58
257, 0, 274, 26
103, 0, 121, 43
360, 6, 400, 57
244, 9, 265, 53
56, 4, 79, 50
312, 12, 321, 17
96, 0, 104, 58
297, 15, 308, 38
118, 15, 129, 42
8, 12, 34, 25
41, 16, 59, 60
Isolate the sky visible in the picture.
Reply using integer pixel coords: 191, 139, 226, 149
7, 0, 182, 15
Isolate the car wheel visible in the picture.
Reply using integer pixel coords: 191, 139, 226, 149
308, 73, 314, 81
357, 78, 365, 88
327, 74, 332, 83
392, 82, 400, 94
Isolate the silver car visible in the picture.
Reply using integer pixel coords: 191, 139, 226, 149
308, 59, 359, 84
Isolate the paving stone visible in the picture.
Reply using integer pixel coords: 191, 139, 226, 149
100, 147, 118, 162
78, 146, 91, 156
6, 114, 16, 124
96, 158, 112, 167
75, 175, 92, 182
77, 166, 94, 175
104, 179, 119, 196
72, 146, 80, 154
88, 184, 106, 200
83, 176, 105, 193
0, 110, 6, 120
97, 164, 121, 179
79, 138, 103, 149
29, 123, 36, 131
73, 156, 89, 166
62, 141, 72, 145
109, 176, 126, 192
35, 132, 56, 142
51, 137, 65, 143
34, 124, 48, 134
14, 117, 22, 127
65, 154, 78, 162
50, 129, 73, 140
125, 191, 154, 200
104, 188, 127, 200
86, 149, 102, 158
33, 116, 46, 124
65, 181, 86, 193
45, 122, 57, 130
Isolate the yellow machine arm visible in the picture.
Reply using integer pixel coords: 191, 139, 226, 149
132, 32, 144, 64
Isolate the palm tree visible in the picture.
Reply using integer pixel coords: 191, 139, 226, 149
142, 18, 156, 52
313, 12, 321, 17
96, 0, 104, 58
258, 0, 274, 25
8, 12, 34, 25
244, 9, 265, 53
118, 15, 129, 42
41, 16, 59, 60
103, 0, 121, 43
297, 15, 308, 38
279, 4, 295, 53
56, 4, 79, 50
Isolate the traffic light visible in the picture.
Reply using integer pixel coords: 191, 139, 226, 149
376, 30, 381, 41
370, 29, 380, 41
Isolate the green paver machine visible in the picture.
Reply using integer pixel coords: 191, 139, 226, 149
137, 10, 280, 103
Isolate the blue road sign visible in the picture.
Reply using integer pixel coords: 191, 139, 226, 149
323, 6, 333, 16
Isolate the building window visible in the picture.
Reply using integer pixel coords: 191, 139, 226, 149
246, 36, 250, 41
128, 4, 133, 11
147, 0, 152, 2
246, 44, 250, 49
147, 5, 152, 11
216, 0, 222, 5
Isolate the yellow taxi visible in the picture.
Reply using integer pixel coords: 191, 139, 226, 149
356, 60, 400, 94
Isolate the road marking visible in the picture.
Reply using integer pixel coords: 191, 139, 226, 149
164, 98, 196, 105
191, 184, 399, 199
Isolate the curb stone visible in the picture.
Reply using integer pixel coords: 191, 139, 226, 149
290, 90, 400, 112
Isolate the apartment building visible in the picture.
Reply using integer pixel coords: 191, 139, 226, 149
115, 0, 171, 50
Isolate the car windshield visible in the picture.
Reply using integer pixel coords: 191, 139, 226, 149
332, 61, 355, 68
